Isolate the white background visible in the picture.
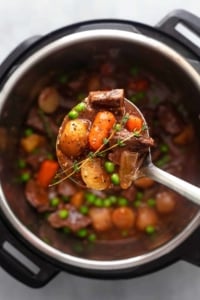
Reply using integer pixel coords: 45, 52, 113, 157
0, 0, 200, 299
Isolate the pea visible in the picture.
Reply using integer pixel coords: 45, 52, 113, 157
58, 209, 69, 219
103, 198, 112, 207
156, 155, 170, 167
77, 228, 88, 238
68, 110, 79, 119
17, 159, 26, 169
160, 144, 169, 153
85, 192, 96, 204
94, 197, 103, 207
118, 197, 128, 206
79, 206, 89, 215
104, 161, 115, 173
75, 102, 86, 112
88, 233, 96, 242
111, 173, 120, 185
133, 200, 141, 208
145, 225, 156, 235
50, 197, 60, 207
58, 74, 69, 84
136, 192, 143, 201
24, 128, 33, 136
20, 172, 31, 183
147, 198, 156, 207
108, 195, 118, 204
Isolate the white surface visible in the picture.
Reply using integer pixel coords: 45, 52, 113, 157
0, 0, 200, 298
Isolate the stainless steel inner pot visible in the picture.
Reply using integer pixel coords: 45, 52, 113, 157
0, 29, 200, 271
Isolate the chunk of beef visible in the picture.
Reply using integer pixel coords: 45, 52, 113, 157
26, 148, 50, 170
110, 128, 154, 154
157, 102, 185, 135
88, 89, 124, 114
25, 179, 52, 212
57, 180, 77, 197
48, 204, 91, 231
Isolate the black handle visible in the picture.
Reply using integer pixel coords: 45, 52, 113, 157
179, 227, 200, 266
156, 9, 200, 57
0, 216, 58, 288
0, 35, 41, 84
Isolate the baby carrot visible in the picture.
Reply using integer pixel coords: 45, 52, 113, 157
89, 111, 116, 151
37, 159, 59, 188
126, 115, 143, 132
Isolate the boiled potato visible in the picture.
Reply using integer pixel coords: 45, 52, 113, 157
58, 119, 89, 158
38, 87, 60, 114
81, 158, 110, 190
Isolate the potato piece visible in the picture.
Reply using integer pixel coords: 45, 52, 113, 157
81, 158, 110, 190
119, 151, 139, 189
59, 119, 89, 158
136, 207, 158, 231
38, 87, 60, 114
21, 134, 45, 153
112, 207, 136, 230
156, 191, 176, 214
134, 176, 155, 189
89, 208, 112, 232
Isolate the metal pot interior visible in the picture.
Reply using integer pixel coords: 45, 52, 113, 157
0, 30, 200, 267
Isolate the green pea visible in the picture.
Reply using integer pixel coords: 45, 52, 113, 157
50, 197, 60, 207
74, 102, 86, 112
111, 173, 120, 185
68, 110, 79, 119
133, 200, 141, 208
104, 161, 115, 173
160, 143, 169, 153
77, 228, 88, 238
20, 172, 31, 183
58, 74, 69, 84
24, 128, 33, 136
108, 195, 118, 204
85, 192, 97, 204
147, 198, 156, 207
94, 197, 103, 207
79, 206, 89, 215
46, 153, 54, 160
156, 155, 170, 167
135, 192, 143, 201
103, 198, 112, 207
17, 159, 26, 169
118, 197, 128, 206
58, 209, 69, 219
145, 225, 156, 235
88, 233, 96, 242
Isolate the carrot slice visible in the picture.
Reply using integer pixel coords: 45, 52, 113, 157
37, 159, 59, 188
126, 115, 143, 132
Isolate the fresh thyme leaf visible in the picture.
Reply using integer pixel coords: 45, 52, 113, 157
133, 131, 141, 137
103, 138, 109, 145
88, 151, 95, 159
142, 124, 148, 131
121, 113, 130, 125
73, 161, 80, 172
97, 152, 106, 158
117, 139, 126, 147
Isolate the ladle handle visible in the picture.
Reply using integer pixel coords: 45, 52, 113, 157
143, 163, 200, 206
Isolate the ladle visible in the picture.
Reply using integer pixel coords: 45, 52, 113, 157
56, 96, 200, 205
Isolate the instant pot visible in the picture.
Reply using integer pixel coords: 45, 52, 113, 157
0, 9, 200, 288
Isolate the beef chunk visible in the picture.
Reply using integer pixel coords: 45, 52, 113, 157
25, 179, 51, 212
88, 89, 124, 114
157, 102, 185, 135
48, 204, 91, 231
57, 181, 77, 197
